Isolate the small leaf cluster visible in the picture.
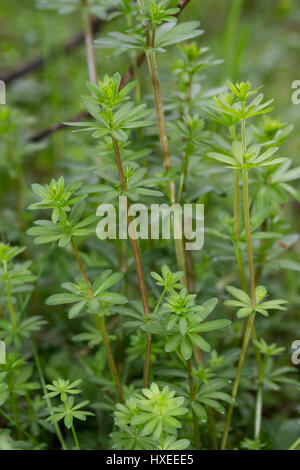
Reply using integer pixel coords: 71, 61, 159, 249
225, 285, 287, 319
44, 378, 93, 429
27, 177, 97, 247
46, 270, 127, 319
85, 162, 167, 202
212, 81, 274, 122
67, 74, 152, 143
111, 383, 189, 450
148, 269, 231, 360
95, 0, 203, 53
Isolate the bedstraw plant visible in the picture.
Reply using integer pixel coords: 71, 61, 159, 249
0, 0, 299, 451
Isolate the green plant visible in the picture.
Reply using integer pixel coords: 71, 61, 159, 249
1, 0, 299, 452
111, 383, 189, 450
44, 378, 94, 449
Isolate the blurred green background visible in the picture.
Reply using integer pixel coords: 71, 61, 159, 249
1, 0, 300, 144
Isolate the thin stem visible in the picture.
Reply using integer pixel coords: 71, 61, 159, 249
32, 341, 68, 449
254, 354, 267, 440
9, 390, 22, 439
153, 287, 166, 314
289, 435, 300, 450
177, 149, 190, 204
186, 359, 200, 450
65, 400, 81, 450
254, 382, 263, 440
81, 0, 97, 84
3, 261, 17, 331
231, 143, 264, 404
255, 211, 268, 284
71, 238, 91, 291
207, 406, 218, 450
221, 312, 255, 449
94, 315, 124, 402
77, 3, 126, 399
160, 427, 165, 450
146, 49, 187, 285
70, 237, 124, 401
111, 136, 152, 387
242, 170, 256, 305
71, 424, 81, 450
0, 408, 40, 447
221, 118, 258, 449
233, 167, 248, 292
233, 168, 263, 375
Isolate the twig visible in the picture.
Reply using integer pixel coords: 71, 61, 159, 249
0, 18, 103, 84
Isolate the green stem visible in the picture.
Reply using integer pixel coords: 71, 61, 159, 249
254, 355, 267, 440
0, 408, 40, 447
71, 424, 81, 450
94, 315, 124, 402
3, 261, 17, 331
111, 136, 152, 387
70, 237, 124, 401
9, 390, 22, 439
231, 144, 264, 414
207, 406, 218, 450
233, 167, 263, 377
254, 382, 263, 440
289, 435, 300, 450
186, 359, 200, 450
221, 118, 257, 449
177, 149, 190, 204
221, 312, 256, 449
161, 427, 165, 450
153, 287, 166, 314
79, 3, 126, 396
242, 169, 256, 305
146, 49, 187, 286
65, 400, 81, 450
32, 341, 67, 449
